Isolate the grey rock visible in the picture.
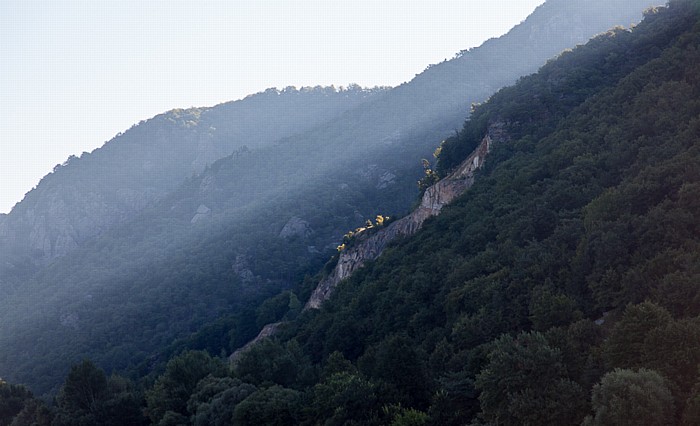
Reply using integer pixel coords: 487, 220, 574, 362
232, 254, 256, 284
229, 322, 283, 362
376, 172, 396, 189
306, 125, 502, 310
190, 204, 211, 224
279, 217, 311, 239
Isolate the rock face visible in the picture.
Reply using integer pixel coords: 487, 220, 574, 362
229, 322, 283, 362
190, 204, 212, 224
0, 186, 160, 262
232, 254, 256, 284
232, 129, 501, 359
305, 130, 496, 310
377, 172, 397, 189
0, 88, 383, 264
279, 217, 312, 239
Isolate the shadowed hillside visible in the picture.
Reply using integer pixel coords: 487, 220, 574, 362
0, 0, 661, 397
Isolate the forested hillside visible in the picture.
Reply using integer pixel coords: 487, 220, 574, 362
7, 1, 692, 424
0, 86, 382, 264
0, 0, 660, 398
268, 2, 700, 423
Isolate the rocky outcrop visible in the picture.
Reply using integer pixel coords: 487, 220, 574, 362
229, 322, 283, 362
279, 217, 312, 239
232, 254, 256, 284
0, 184, 164, 262
305, 131, 495, 310
190, 127, 219, 175
377, 172, 397, 189
190, 204, 212, 224
232, 130, 501, 360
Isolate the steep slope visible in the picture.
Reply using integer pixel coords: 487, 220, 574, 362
305, 131, 497, 310
0, 0, 659, 266
0, 86, 382, 263
0, 0, 661, 396
222, 2, 700, 424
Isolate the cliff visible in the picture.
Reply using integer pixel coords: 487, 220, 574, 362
229, 322, 283, 362
229, 129, 499, 363
305, 127, 499, 310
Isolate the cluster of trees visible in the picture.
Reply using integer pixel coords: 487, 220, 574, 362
5, 1, 700, 424
0, 0, 661, 399
337, 214, 392, 252
48, 1, 698, 424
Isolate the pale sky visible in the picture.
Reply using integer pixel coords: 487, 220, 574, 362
0, 0, 545, 214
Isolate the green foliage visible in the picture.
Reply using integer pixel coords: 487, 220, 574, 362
6, 2, 700, 425
55, 360, 108, 418
264, 3, 700, 423
641, 317, 700, 401
583, 368, 675, 426
0, 0, 672, 400
389, 407, 430, 426
256, 291, 296, 329
8, 399, 52, 426
321, 351, 355, 378
52, 360, 145, 426
232, 386, 301, 426
0, 382, 33, 426
417, 158, 440, 193
682, 378, 700, 426
187, 376, 257, 426
528, 285, 583, 331
602, 302, 672, 369
310, 372, 380, 425
358, 334, 432, 408
146, 351, 226, 424
233, 339, 315, 389
475, 332, 587, 425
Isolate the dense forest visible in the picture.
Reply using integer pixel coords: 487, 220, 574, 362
0, 0, 659, 400
4, 0, 700, 424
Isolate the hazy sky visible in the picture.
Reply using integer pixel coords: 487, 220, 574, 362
0, 0, 545, 214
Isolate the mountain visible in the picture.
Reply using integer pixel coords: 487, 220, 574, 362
0, 86, 384, 264
214, 1, 700, 424
0, 0, 661, 397
5, 0, 700, 424
0, 0, 660, 268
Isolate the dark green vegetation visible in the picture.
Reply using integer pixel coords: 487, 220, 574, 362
0, 0, 659, 398
3, 0, 699, 424
281, 2, 700, 423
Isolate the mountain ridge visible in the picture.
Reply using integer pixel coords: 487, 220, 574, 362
0, 0, 664, 397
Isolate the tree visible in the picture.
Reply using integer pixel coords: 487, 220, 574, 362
583, 368, 675, 426
53, 360, 145, 426
310, 372, 379, 424
681, 379, 700, 426
233, 339, 314, 389
146, 351, 226, 424
8, 399, 52, 426
52, 360, 109, 426
475, 332, 587, 425
390, 407, 429, 426
358, 334, 431, 408
187, 376, 256, 426
641, 317, 700, 400
528, 286, 582, 331
232, 386, 301, 426
0, 382, 33, 426
602, 302, 672, 369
